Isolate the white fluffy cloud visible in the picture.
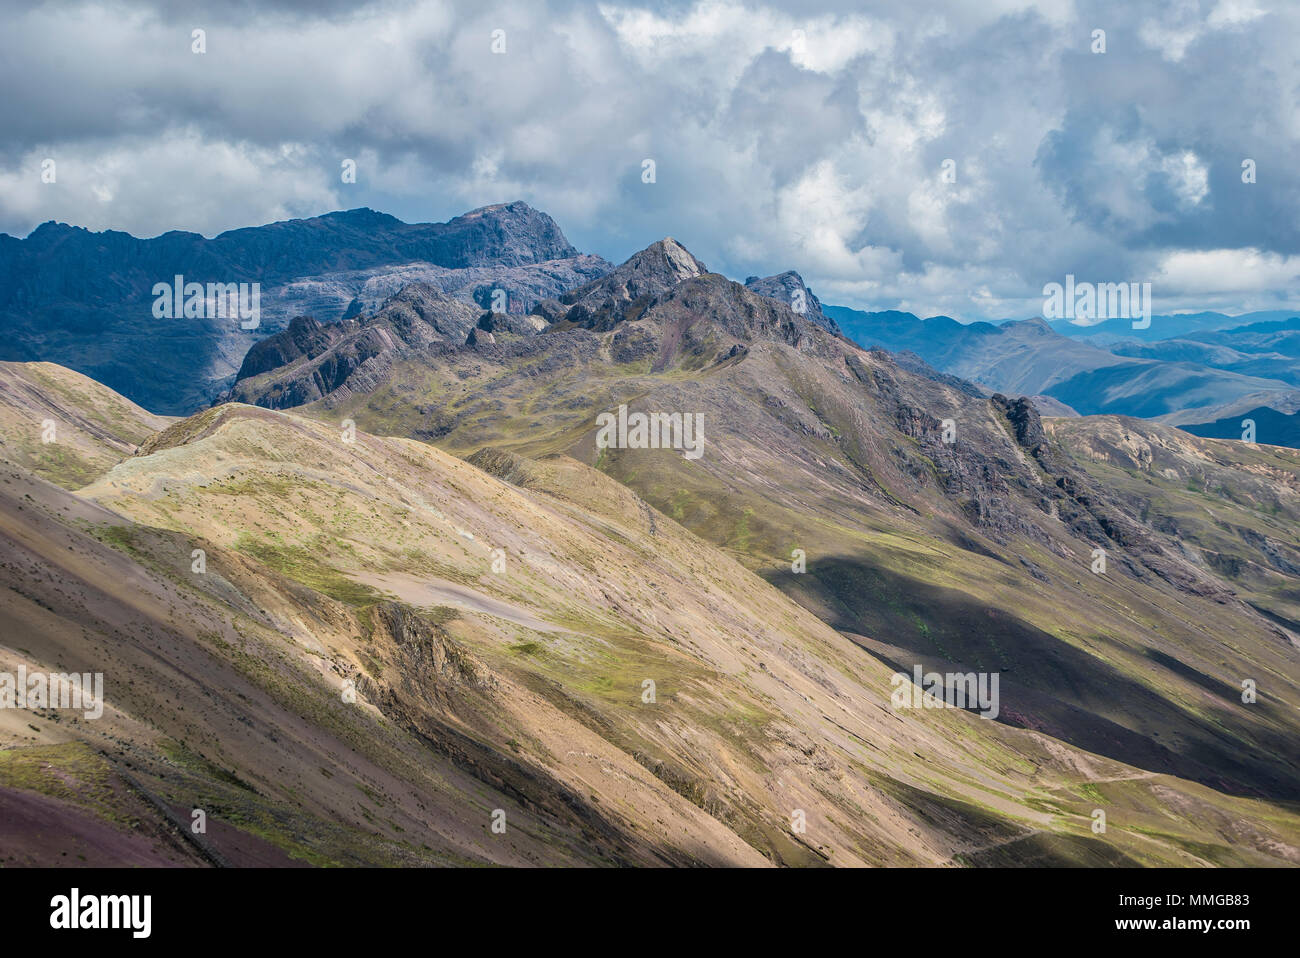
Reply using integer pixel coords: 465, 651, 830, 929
0, 131, 340, 236
1156, 248, 1300, 294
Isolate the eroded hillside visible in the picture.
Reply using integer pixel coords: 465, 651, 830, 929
228, 239, 1300, 816
1, 366, 1297, 865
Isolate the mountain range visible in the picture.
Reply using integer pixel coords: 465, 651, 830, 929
1, 204, 1298, 867
8, 203, 1296, 445
827, 305, 1300, 446
0, 203, 611, 414
1050, 310, 1300, 345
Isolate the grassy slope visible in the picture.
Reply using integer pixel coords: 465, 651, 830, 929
287, 313, 1300, 824
1, 447, 712, 865
104, 395, 1289, 857
0, 397, 1272, 865
0, 361, 173, 489
4, 341, 1298, 864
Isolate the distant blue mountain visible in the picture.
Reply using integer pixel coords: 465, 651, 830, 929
823, 304, 1298, 430
0, 202, 607, 413
1047, 310, 1300, 344
1106, 316, 1300, 388
1180, 406, 1300, 449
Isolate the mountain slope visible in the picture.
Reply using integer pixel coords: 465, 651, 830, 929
1051, 310, 1300, 344
0, 361, 172, 488
1106, 316, 1300, 390
225, 284, 486, 408
1178, 406, 1300, 449
9, 223, 1300, 866
4, 383, 1296, 865
0, 446, 728, 866
233, 239, 1300, 818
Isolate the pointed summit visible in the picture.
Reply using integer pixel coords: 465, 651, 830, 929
745, 270, 841, 336
621, 237, 707, 285
554, 237, 708, 330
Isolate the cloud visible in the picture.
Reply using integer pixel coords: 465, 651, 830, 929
0, 0, 1297, 319
0, 130, 339, 237
1155, 248, 1300, 295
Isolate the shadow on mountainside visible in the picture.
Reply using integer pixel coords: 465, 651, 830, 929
765, 555, 1300, 802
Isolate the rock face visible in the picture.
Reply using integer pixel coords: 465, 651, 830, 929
235, 316, 344, 381
1030, 395, 1081, 417
744, 270, 842, 335
227, 284, 480, 408
0, 202, 611, 414
261, 254, 612, 327
551, 238, 707, 331
515, 239, 830, 367
888, 349, 985, 397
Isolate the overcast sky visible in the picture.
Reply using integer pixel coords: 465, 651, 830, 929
2, 0, 1296, 319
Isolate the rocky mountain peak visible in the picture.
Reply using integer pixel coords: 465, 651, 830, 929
441, 200, 579, 264
553, 237, 708, 330
631, 237, 708, 282
744, 270, 841, 335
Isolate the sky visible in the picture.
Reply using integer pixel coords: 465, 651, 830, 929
1, 0, 1297, 320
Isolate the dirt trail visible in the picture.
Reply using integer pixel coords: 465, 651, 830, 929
353, 571, 572, 633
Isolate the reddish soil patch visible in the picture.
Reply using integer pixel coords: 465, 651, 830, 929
0, 785, 201, 867
165, 803, 310, 868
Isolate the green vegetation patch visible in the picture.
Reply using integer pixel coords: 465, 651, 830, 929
234, 533, 380, 606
